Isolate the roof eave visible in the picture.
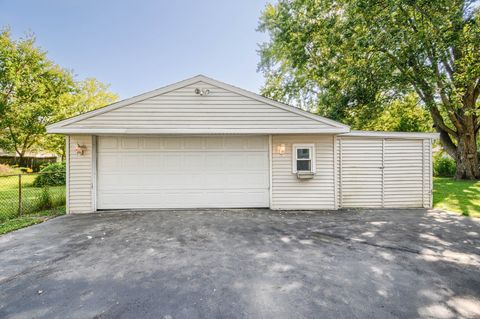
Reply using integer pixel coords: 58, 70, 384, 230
47, 127, 350, 135
46, 75, 350, 132
341, 130, 440, 139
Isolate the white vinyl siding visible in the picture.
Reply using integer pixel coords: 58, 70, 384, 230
96, 136, 269, 209
64, 133, 434, 213
67, 135, 94, 213
338, 138, 383, 208
62, 82, 337, 132
271, 135, 336, 210
384, 139, 424, 207
337, 136, 433, 208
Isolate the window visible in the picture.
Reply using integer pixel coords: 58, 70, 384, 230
292, 144, 315, 173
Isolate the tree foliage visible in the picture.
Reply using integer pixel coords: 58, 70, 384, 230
0, 29, 75, 159
345, 93, 432, 132
259, 0, 480, 179
41, 78, 118, 158
0, 29, 118, 160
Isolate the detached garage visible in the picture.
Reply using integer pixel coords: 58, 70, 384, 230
47, 75, 438, 213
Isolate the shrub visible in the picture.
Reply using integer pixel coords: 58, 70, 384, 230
433, 154, 456, 177
36, 187, 54, 211
23, 186, 66, 215
32, 162, 66, 187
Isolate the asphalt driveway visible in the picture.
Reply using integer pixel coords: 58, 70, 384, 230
0, 209, 479, 319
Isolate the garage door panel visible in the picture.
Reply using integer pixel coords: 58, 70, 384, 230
247, 136, 267, 149
223, 154, 246, 170
144, 137, 162, 148
163, 137, 183, 149
205, 137, 224, 149
183, 154, 205, 169
97, 136, 269, 209
122, 155, 141, 170
184, 137, 205, 149
97, 189, 269, 209
226, 136, 246, 149
121, 137, 140, 149
99, 136, 118, 149
247, 153, 269, 169
163, 154, 182, 170
98, 154, 120, 171
144, 154, 163, 168
224, 173, 269, 187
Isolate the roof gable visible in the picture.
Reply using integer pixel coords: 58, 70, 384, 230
47, 75, 349, 134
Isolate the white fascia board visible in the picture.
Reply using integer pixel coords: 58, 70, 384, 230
341, 130, 440, 139
47, 127, 350, 135
47, 75, 350, 131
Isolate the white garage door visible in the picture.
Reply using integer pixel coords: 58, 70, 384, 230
97, 136, 269, 209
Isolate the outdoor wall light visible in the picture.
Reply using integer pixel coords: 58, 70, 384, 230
194, 88, 210, 96
74, 144, 87, 155
277, 143, 286, 155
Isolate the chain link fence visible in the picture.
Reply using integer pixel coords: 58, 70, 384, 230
0, 172, 66, 222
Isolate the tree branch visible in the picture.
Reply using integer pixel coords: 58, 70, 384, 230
440, 56, 455, 80
428, 52, 465, 132
428, 102, 459, 138
7, 125, 21, 156
438, 129, 458, 159
473, 78, 480, 103
380, 47, 459, 139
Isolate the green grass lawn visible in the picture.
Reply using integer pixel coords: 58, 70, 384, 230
0, 173, 65, 222
433, 177, 480, 218
0, 206, 66, 235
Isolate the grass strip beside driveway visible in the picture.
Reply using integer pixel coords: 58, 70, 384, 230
433, 177, 480, 217
0, 206, 65, 235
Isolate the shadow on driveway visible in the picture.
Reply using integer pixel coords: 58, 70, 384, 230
0, 208, 479, 319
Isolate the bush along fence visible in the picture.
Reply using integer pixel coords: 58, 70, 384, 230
0, 171, 66, 222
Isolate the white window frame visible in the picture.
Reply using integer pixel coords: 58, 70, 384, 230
292, 144, 316, 173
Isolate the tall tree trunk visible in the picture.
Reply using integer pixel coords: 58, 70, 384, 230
17, 151, 25, 168
432, 114, 479, 180
454, 130, 479, 180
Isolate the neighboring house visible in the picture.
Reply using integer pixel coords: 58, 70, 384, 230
0, 149, 58, 171
47, 75, 438, 214
0, 149, 58, 158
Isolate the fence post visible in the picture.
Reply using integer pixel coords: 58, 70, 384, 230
18, 174, 22, 216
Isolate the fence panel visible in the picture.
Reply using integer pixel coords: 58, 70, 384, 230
0, 172, 66, 222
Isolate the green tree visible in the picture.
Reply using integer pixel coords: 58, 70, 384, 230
0, 29, 118, 162
259, 0, 480, 179
41, 78, 118, 158
346, 93, 433, 132
0, 29, 75, 162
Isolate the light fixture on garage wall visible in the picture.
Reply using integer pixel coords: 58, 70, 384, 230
277, 144, 286, 155
194, 88, 210, 96
74, 144, 87, 155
